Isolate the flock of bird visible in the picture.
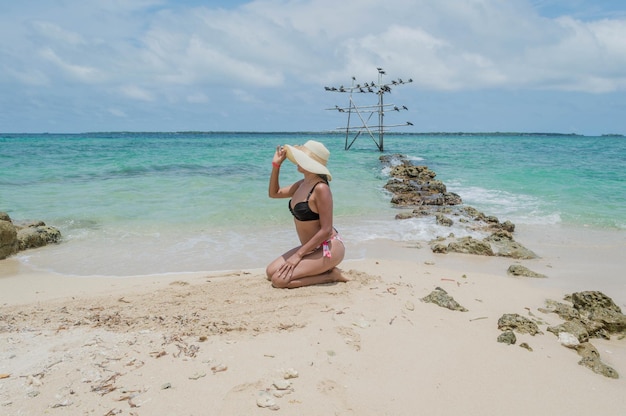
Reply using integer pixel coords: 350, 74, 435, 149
324, 78, 413, 94
325, 69, 413, 128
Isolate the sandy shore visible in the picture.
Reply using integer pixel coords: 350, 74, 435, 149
1, 224, 625, 415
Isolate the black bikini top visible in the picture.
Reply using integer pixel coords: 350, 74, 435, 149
289, 182, 323, 221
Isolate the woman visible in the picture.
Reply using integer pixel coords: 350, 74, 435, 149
266, 140, 347, 288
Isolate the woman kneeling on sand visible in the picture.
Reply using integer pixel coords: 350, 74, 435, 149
266, 140, 347, 288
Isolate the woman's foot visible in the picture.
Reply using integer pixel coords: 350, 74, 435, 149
327, 267, 349, 283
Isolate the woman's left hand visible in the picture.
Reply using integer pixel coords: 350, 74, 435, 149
276, 252, 302, 282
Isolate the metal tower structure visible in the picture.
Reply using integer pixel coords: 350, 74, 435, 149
325, 68, 413, 151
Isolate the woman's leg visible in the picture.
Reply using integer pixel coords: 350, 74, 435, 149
266, 246, 300, 280
270, 240, 346, 288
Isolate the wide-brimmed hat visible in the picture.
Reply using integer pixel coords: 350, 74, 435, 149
284, 140, 332, 181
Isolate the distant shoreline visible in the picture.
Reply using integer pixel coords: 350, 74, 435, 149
2, 131, 624, 137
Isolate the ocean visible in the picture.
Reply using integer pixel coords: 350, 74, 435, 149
1, 132, 624, 276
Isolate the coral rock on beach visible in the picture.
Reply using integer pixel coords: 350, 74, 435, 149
0, 212, 61, 260
497, 313, 542, 336
421, 287, 468, 312
542, 291, 625, 378
507, 264, 547, 278
545, 291, 626, 339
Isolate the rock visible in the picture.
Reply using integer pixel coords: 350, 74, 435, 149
575, 342, 619, 379
548, 320, 590, 343
0, 213, 62, 260
17, 224, 62, 250
0, 218, 18, 260
496, 241, 538, 259
435, 213, 453, 227
519, 342, 533, 351
539, 299, 580, 321
507, 264, 547, 278
570, 291, 622, 314
500, 220, 515, 232
486, 232, 537, 259
421, 287, 468, 312
497, 313, 542, 335
497, 330, 517, 345
383, 161, 462, 207
447, 237, 494, 256
256, 391, 279, 410
382, 158, 530, 262
546, 292, 626, 337
587, 308, 626, 334
431, 243, 447, 254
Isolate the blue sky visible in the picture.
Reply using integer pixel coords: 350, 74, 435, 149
1, 0, 625, 134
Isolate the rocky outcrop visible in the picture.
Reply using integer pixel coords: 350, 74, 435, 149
540, 291, 625, 378
381, 155, 537, 260
381, 157, 462, 207
498, 291, 623, 378
0, 212, 61, 260
543, 291, 626, 340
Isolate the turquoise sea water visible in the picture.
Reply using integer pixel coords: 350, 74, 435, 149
1, 132, 624, 276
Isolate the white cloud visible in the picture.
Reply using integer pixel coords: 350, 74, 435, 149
39, 47, 104, 83
32, 21, 87, 46
109, 108, 128, 117
119, 85, 155, 101
1, 0, 626, 133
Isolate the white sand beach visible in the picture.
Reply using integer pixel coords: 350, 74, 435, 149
1, 224, 625, 416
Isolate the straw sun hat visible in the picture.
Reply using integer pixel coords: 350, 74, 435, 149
284, 140, 332, 181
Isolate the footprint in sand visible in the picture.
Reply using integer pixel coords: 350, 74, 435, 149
317, 379, 355, 415
335, 326, 361, 351
218, 381, 265, 415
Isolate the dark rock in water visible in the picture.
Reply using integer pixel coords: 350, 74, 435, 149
497, 330, 517, 345
497, 313, 542, 335
382, 159, 462, 207
447, 236, 494, 256
380, 156, 531, 259
575, 342, 619, 379
0, 218, 18, 260
435, 213, 453, 227
0, 212, 61, 260
421, 287, 468, 312
507, 264, 546, 278
17, 224, 62, 250
500, 220, 515, 233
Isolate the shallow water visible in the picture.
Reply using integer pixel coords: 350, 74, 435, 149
1, 132, 624, 276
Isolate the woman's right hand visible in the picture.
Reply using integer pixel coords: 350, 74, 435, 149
273, 145, 287, 166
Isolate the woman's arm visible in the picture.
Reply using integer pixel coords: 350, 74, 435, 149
268, 145, 300, 198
